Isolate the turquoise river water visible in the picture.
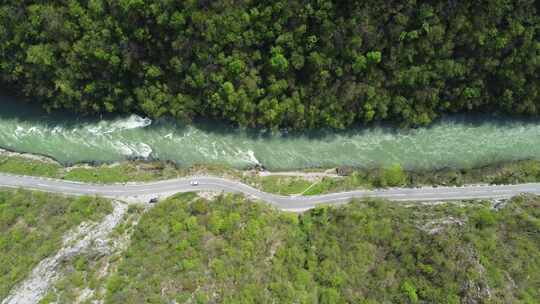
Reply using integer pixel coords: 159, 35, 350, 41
1, 95, 539, 170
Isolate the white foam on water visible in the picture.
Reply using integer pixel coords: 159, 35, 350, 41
134, 143, 153, 158
85, 115, 152, 136
247, 150, 260, 165
110, 115, 152, 131
113, 141, 153, 158
114, 141, 134, 156
86, 126, 102, 135
211, 141, 219, 158
51, 126, 63, 134
12, 125, 45, 137
5, 103, 540, 170
196, 146, 213, 160
236, 149, 260, 165
14, 126, 24, 137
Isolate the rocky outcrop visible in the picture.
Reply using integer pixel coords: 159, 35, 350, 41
2, 202, 128, 304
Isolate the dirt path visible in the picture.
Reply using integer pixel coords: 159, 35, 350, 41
2, 201, 128, 304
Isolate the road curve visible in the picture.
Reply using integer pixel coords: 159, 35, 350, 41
0, 173, 539, 211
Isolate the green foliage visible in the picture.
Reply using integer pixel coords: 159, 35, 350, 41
6, 153, 540, 198
270, 48, 289, 73
0, 190, 112, 299
26, 44, 55, 66
408, 160, 540, 187
383, 163, 407, 186
366, 51, 382, 64
256, 176, 313, 195
0, 1, 538, 129
62, 162, 178, 183
0, 156, 61, 177
103, 194, 540, 303
367, 163, 407, 187
104, 193, 316, 303
401, 281, 419, 303
471, 208, 497, 229
0, 155, 180, 183
352, 55, 367, 73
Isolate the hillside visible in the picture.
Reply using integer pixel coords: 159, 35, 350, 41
37, 193, 540, 303
0, 189, 112, 300
1, 1, 539, 129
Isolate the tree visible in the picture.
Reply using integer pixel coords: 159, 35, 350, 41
270, 48, 289, 73
401, 281, 419, 303
0, 0, 538, 130
384, 164, 407, 186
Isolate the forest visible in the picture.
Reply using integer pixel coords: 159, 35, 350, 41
0, 1, 539, 129
96, 193, 539, 303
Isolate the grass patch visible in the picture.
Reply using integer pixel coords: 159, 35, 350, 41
0, 189, 112, 300
256, 176, 313, 195
63, 162, 179, 183
303, 178, 341, 195
304, 174, 373, 195
246, 171, 374, 196
0, 154, 244, 184
0, 155, 185, 184
0, 156, 61, 177
177, 163, 244, 179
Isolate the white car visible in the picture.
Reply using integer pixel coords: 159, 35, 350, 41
190, 180, 199, 186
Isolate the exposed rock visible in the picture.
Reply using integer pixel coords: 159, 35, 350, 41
197, 191, 222, 201
336, 166, 354, 176
0, 148, 59, 165
419, 216, 466, 235
2, 202, 128, 304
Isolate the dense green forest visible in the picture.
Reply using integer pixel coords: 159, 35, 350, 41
0, 1, 539, 129
0, 189, 112, 299
84, 193, 538, 304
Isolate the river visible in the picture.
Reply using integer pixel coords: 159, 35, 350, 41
1, 95, 540, 170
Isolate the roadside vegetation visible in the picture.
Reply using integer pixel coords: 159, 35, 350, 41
3, 154, 540, 195
44, 193, 539, 303
0, 155, 61, 178
0, 155, 241, 183
246, 160, 540, 195
0, 189, 112, 300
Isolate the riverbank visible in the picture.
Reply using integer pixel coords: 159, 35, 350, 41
4, 95, 540, 171
2, 149, 540, 197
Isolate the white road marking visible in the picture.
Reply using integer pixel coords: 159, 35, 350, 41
1, 173, 538, 210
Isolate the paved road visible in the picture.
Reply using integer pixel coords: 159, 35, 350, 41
1, 173, 539, 211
